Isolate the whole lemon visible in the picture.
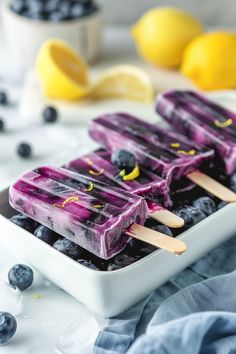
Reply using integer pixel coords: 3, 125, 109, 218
181, 31, 236, 90
132, 7, 204, 68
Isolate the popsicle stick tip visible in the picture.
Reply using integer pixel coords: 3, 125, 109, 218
149, 209, 185, 228
187, 171, 236, 203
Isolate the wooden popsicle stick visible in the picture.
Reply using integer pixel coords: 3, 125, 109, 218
126, 223, 187, 255
187, 171, 236, 202
149, 209, 184, 228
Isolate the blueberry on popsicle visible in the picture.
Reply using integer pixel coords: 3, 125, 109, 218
9, 166, 186, 259
89, 113, 236, 202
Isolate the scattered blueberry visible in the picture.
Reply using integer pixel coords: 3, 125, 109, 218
43, 106, 58, 123
107, 254, 137, 271
10, 214, 38, 233
150, 224, 173, 237
217, 201, 228, 210
174, 205, 205, 230
49, 10, 67, 21
230, 172, 236, 192
193, 196, 216, 217
0, 312, 17, 345
17, 142, 32, 158
8, 264, 34, 291
111, 149, 137, 174
0, 91, 8, 105
0, 119, 5, 132
70, 3, 84, 18
34, 225, 58, 245
77, 259, 99, 270
53, 238, 84, 259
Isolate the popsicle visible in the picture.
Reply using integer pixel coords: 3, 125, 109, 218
9, 166, 187, 259
89, 113, 236, 202
64, 148, 185, 228
156, 90, 236, 175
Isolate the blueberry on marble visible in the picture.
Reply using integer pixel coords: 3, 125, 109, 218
174, 205, 205, 230
77, 259, 99, 270
34, 225, 58, 245
0, 91, 8, 105
8, 264, 34, 291
43, 106, 58, 123
10, 214, 38, 233
193, 196, 216, 216
107, 254, 137, 271
0, 312, 17, 345
0, 119, 5, 132
53, 238, 84, 259
111, 149, 136, 174
17, 142, 32, 158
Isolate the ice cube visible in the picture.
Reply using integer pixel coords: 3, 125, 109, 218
55, 316, 101, 354
0, 280, 23, 316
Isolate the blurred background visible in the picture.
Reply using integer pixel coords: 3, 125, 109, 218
99, 0, 235, 26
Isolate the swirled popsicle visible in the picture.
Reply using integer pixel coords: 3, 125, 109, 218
156, 90, 236, 175
89, 113, 236, 202
9, 166, 186, 259
64, 149, 184, 228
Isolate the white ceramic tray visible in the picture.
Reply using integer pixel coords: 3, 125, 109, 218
1, 188, 236, 318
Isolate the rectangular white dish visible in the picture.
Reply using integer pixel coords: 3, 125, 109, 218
0, 187, 235, 318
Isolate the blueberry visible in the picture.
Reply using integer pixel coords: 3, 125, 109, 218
10, 214, 38, 233
174, 205, 205, 230
111, 149, 137, 174
107, 254, 137, 271
53, 238, 84, 259
49, 10, 67, 21
70, 3, 84, 18
27, 0, 44, 14
193, 196, 216, 216
230, 172, 236, 192
34, 225, 58, 245
8, 264, 34, 291
150, 224, 173, 237
0, 312, 17, 345
0, 119, 5, 132
43, 106, 58, 123
17, 142, 32, 158
217, 201, 228, 210
0, 91, 8, 105
10, 0, 26, 14
77, 259, 99, 270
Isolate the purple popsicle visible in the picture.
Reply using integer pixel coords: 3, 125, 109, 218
89, 113, 236, 202
89, 112, 213, 186
9, 166, 148, 259
64, 149, 186, 228
156, 90, 236, 175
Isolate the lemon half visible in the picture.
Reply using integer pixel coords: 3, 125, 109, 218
36, 39, 89, 100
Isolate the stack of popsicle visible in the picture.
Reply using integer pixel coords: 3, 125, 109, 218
9, 90, 236, 262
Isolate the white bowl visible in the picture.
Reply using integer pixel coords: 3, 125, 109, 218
2, 0, 103, 75
0, 187, 236, 318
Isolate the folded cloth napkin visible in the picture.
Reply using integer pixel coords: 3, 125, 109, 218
93, 235, 236, 354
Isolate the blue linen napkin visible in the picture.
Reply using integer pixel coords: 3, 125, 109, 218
93, 235, 236, 354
